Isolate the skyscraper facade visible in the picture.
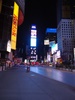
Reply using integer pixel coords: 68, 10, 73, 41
57, 0, 75, 61
57, 0, 75, 24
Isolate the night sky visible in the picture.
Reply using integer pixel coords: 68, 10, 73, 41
17, 0, 57, 58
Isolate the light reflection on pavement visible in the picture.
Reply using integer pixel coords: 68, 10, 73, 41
30, 66, 75, 87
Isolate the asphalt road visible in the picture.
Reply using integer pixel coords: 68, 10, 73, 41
30, 66, 75, 87
0, 65, 75, 100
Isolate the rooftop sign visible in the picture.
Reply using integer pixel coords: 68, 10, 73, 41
46, 28, 57, 33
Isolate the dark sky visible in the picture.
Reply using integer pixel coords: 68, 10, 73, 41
25, 0, 57, 27
17, 0, 57, 57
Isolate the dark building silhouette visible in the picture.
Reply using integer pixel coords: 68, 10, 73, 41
57, 0, 75, 24
0, 0, 25, 59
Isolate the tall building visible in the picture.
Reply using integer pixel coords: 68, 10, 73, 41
45, 28, 57, 42
57, 19, 75, 60
0, 0, 25, 59
44, 28, 57, 62
57, 0, 75, 24
57, 0, 75, 61
30, 25, 37, 62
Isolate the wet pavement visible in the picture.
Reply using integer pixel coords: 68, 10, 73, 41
30, 66, 75, 87
0, 65, 75, 100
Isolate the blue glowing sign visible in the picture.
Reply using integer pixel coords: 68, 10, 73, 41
31, 25, 36, 29
46, 28, 57, 33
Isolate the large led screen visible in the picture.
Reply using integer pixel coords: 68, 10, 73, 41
30, 38, 36, 47
31, 30, 37, 37
30, 29, 37, 47
51, 43, 58, 54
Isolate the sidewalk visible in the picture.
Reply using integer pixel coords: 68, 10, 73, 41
0, 65, 75, 100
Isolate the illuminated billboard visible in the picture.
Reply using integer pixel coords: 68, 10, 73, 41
31, 38, 36, 47
11, 2, 19, 50
7, 40, 11, 52
30, 25, 37, 62
30, 29, 37, 47
30, 47, 36, 62
13, 0, 25, 14
31, 25, 36, 29
44, 39, 49, 45
51, 43, 58, 54
46, 28, 57, 33
49, 41, 55, 47
12, 0, 25, 26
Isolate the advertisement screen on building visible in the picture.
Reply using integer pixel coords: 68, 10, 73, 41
30, 29, 37, 47
14, 0, 25, 14
46, 28, 57, 33
31, 38, 36, 47
51, 43, 58, 54
44, 39, 49, 45
49, 41, 55, 47
11, 2, 19, 50
7, 40, 11, 52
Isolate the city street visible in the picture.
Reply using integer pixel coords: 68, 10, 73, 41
0, 65, 75, 100
30, 66, 75, 87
